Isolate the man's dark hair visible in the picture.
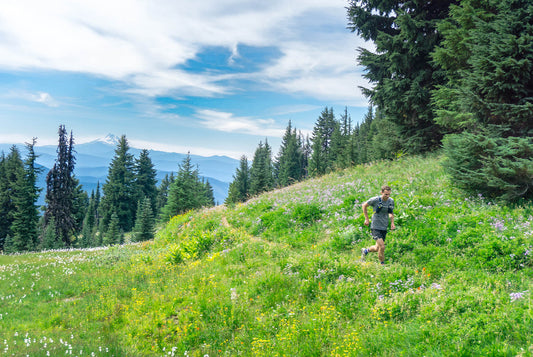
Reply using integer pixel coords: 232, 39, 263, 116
381, 185, 391, 192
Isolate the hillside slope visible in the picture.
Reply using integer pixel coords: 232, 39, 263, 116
0, 155, 532, 356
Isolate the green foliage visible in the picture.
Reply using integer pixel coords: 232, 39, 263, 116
347, 1, 454, 153
249, 140, 274, 195
160, 153, 214, 221
433, 0, 533, 202
134, 149, 158, 215
132, 197, 155, 242
443, 130, 533, 201
226, 156, 250, 204
100, 135, 137, 233
44, 125, 78, 246
309, 107, 337, 176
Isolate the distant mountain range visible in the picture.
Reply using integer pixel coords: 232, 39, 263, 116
0, 134, 239, 205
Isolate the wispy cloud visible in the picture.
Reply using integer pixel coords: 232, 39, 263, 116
0, 0, 370, 102
195, 109, 285, 137
3, 90, 60, 107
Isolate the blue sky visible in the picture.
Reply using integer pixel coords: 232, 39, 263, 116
0, 0, 372, 159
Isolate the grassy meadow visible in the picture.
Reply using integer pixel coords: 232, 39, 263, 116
1, 155, 532, 356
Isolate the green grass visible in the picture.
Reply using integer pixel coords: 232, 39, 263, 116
1, 155, 532, 356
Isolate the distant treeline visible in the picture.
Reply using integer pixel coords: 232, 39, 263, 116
0, 126, 215, 253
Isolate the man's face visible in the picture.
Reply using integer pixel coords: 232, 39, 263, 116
381, 190, 391, 201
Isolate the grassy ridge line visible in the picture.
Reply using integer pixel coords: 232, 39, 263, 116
0, 155, 532, 356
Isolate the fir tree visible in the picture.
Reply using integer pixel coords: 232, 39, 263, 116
434, 0, 533, 201
160, 153, 206, 221
0, 147, 24, 251
100, 135, 137, 232
44, 126, 77, 246
347, 1, 457, 153
134, 149, 158, 214
156, 173, 174, 215
10, 139, 43, 251
249, 140, 274, 195
202, 179, 216, 207
309, 107, 337, 177
103, 211, 120, 246
133, 197, 155, 242
276, 121, 305, 187
226, 156, 250, 204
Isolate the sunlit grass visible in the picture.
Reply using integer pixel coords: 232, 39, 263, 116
1, 154, 532, 356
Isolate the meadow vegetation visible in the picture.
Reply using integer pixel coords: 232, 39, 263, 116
0, 155, 532, 356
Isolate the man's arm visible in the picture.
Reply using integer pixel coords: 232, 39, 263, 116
362, 202, 370, 226
389, 213, 395, 230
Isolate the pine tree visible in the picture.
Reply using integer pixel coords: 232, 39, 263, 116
100, 135, 137, 232
347, 1, 457, 153
334, 107, 353, 169
156, 173, 174, 215
134, 149, 158, 214
249, 140, 274, 195
133, 197, 155, 242
0, 147, 24, 251
202, 179, 216, 207
44, 126, 77, 246
160, 153, 206, 221
309, 107, 337, 177
276, 121, 305, 187
103, 211, 120, 246
226, 156, 250, 204
434, 0, 533, 201
10, 139, 43, 251
41, 217, 63, 250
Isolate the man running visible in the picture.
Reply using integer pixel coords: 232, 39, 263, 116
361, 185, 395, 265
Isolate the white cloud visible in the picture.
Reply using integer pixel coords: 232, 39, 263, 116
0, 0, 370, 102
195, 109, 285, 137
2, 90, 60, 107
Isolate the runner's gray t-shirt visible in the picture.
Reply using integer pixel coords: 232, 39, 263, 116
366, 196, 394, 230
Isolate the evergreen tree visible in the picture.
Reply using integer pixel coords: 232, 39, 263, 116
309, 107, 337, 177
334, 107, 354, 169
347, 1, 457, 153
434, 0, 533, 201
100, 135, 137, 232
0, 148, 24, 251
160, 153, 206, 221
10, 139, 43, 251
134, 149, 158, 214
133, 197, 155, 242
226, 156, 250, 204
276, 121, 305, 187
41, 217, 63, 250
156, 173, 174, 215
202, 179, 216, 207
249, 140, 274, 195
44, 126, 77, 246
103, 211, 120, 246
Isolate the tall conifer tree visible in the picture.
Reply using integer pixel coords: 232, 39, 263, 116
226, 156, 250, 204
134, 149, 158, 214
44, 126, 77, 247
309, 107, 337, 177
10, 139, 42, 251
347, 0, 457, 153
100, 135, 137, 232
0, 147, 24, 252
